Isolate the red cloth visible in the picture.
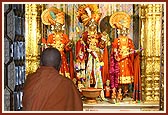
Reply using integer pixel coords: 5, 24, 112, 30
133, 54, 142, 101
101, 46, 109, 84
42, 38, 47, 44
113, 37, 135, 84
22, 66, 83, 111
76, 39, 86, 62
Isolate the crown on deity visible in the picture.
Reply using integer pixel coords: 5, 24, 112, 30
41, 7, 65, 26
109, 12, 131, 29
77, 4, 102, 27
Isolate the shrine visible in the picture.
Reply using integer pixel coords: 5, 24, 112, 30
3, 2, 165, 112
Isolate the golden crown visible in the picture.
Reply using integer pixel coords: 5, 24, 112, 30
41, 7, 65, 25
77, 4, 102, 26
109, 12, 131, 29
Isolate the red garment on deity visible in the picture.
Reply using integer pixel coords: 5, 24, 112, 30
102, 46, 109, 84
76, 39, 86, 62
113, 36, 135, 84
22, 66, 83, 111
47, 34, 74, 79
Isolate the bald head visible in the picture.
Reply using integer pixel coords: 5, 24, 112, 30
40, 48, 61, 70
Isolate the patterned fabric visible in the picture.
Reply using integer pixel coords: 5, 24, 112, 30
109, 46, 119, 89
86, 53, 104, 98
75, 38, 87, 80
113, 36, 135, 84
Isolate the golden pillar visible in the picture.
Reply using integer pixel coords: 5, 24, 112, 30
159, 4, 164, 111
140, 4, 163, 103
25, 4, 43, 76
139, 4, 146, 101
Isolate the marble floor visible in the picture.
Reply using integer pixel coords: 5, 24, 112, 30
83, 98, 160, 112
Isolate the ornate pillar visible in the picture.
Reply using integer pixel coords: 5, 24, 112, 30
25, 4, 43, 76
140, 4, 163, 103
159, 4, 164, 111
139, 4, 146, 101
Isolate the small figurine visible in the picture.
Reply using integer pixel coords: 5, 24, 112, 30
90, 76, 95, 87
123, 89, 129, 98
111, 87, 117, 99
104, 80, 111, 98
72, 78, 77, 87
110, 87, 117, 103
117, 88, 123, 102
77, 81, 85, 92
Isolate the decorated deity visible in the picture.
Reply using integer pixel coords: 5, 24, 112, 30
109, 12, 142, 101
78, 80, 85, 93
104, 80, 111, 98
76, 4, 109, 99
75, 32, 87, 85
111, 87, 117, 99
72, 78, 77, 87
117, 88, 123, 102
41, 7, 74, 79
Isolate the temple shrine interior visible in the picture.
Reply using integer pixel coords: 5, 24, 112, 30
3, 2, 165, 112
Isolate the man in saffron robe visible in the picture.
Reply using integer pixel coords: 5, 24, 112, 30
22, 48, 83, 111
